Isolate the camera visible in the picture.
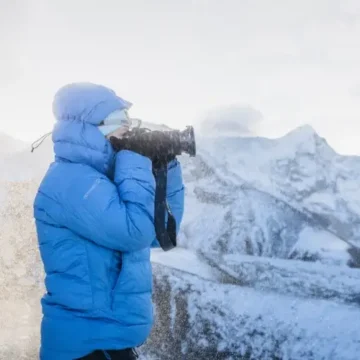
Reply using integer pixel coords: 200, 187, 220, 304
118, 125, 196, 160
112, 123, 196, 251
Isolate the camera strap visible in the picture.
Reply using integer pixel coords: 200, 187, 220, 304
153, 166, 177, 251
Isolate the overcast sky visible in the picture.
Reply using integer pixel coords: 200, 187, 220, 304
1, 0, 360, 154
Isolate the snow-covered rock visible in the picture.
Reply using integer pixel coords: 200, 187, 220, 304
198, 251, 360, 305
143, 264, 360, 360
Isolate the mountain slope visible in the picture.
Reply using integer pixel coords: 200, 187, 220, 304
179, 150, 350, 266
193, 125, 360, 247
0, 132, 27, 156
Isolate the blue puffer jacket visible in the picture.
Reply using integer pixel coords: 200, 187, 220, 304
33, 83, 185, 360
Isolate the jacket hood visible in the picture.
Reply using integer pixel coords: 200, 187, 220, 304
51, 82, 132, 175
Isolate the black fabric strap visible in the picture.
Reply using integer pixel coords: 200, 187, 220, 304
153, 166, 177, 251
76, 348, 138, 359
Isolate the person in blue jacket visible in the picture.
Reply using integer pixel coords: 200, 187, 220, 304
33, 83, 185, 360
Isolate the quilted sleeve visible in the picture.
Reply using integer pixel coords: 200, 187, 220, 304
62, 150, 156, 252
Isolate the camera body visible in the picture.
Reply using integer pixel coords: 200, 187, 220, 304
119, 125, 196, 161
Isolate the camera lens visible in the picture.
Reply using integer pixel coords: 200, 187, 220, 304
179, 126, 196, 157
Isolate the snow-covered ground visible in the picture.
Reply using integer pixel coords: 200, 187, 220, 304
1, 125, 360, 359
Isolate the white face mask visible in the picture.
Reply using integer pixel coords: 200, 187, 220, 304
98, 109, 132, 137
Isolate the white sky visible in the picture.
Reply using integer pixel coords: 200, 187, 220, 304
1, 0, 360, 155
